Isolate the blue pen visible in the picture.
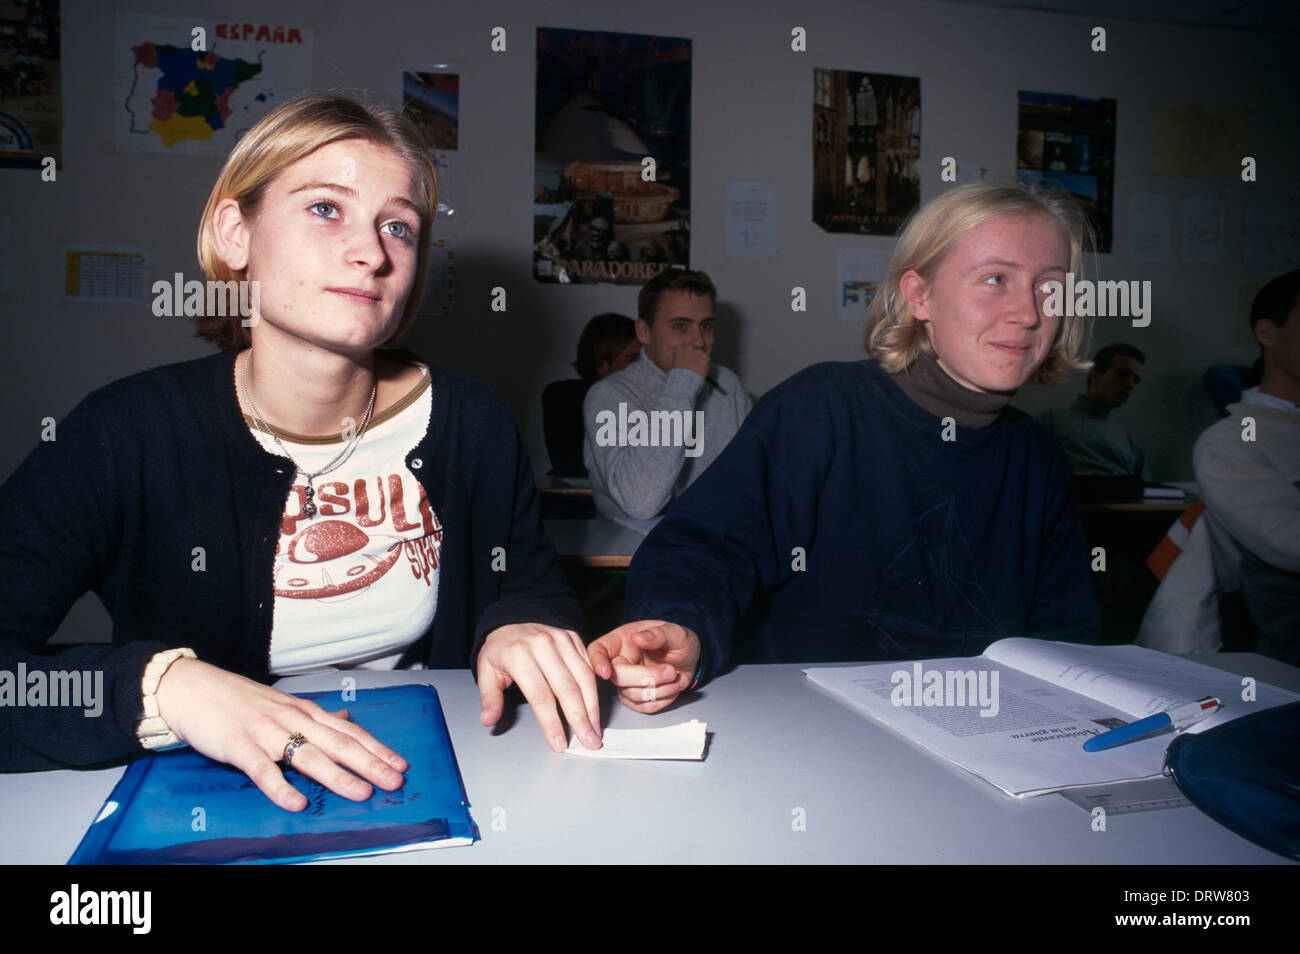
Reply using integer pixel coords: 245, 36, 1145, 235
1083, 696, 1221, 752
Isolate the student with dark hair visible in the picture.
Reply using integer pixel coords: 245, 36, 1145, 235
585, 184, 1102, 711
542, 313, 639, 477
1193, 270, 1300, 664
583, 269, 751, 519
1038, 342, 1149, 478
0, 94, 604, 806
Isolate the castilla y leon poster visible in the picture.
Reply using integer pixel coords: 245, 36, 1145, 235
534, 27, 691, 285
813, 69, 920, 235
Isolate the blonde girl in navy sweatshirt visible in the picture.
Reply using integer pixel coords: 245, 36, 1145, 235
589, 183, 1103, 713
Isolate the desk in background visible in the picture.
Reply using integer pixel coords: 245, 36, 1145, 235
539, 477, 595, 519
3, 654, 1295, 864
1076, 500, 1194, 640
539, 476, 593, 496
543, 516, 653, 632
543, 517, 648, 569
1077, 502, 1192, 513
543, 503, 1184, 639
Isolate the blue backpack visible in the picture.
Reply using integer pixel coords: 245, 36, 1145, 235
1165, 700, 1300, 860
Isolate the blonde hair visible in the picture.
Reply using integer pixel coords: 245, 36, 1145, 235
195, 93, 439, 353
864, 182, 1094, 385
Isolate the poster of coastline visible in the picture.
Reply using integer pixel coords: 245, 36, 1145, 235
1016, 90, 1116, 253
114, 13, 312, 155
812, 69, 920, 235
0, 0, 61, 169
534, 27, 691, 285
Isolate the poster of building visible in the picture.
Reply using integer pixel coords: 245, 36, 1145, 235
1016, 90, 1116, 253
812, 69, 920, 235
0, 0, 61, 168
534, 27, 691, 285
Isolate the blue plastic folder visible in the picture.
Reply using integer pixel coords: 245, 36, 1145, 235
69, 684, 478, 864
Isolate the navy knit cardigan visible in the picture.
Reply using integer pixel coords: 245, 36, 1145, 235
0, 349, 581, 770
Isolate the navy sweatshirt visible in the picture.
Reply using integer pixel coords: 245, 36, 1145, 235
0, 349, 581, 770
624, 360, 1101, 680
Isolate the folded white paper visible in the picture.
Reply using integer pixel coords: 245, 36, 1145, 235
566, 719, 707, 760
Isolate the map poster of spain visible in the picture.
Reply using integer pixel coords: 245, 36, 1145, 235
114, 13, 313, 155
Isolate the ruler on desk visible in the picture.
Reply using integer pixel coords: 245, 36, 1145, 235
1060, 777, 1193, 815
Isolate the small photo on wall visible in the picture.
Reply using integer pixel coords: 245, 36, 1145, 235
402, 70, 458, 150
1017, 90, 1116, 253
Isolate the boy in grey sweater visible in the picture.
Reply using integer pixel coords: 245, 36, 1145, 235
583, 269, 751, 519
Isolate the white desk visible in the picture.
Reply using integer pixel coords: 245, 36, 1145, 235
2, 653, 1296, 864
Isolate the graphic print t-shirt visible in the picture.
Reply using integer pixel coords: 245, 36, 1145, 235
244, 364, 441, 675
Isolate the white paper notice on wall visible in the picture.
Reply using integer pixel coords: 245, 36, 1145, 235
418, 237, 456, 318
1242, 192, 1300, 279
837, 247, 887, 322
1182, 196, 1224, 265
954, 159, 994, 184
725, 182, 775, 258
1128, 194, 1172, 263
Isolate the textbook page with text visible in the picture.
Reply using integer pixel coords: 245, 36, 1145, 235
805, 639, 1298, 797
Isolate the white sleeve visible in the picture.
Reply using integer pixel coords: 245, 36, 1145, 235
584, 370, 706, 519
1193, 420, 1300, 573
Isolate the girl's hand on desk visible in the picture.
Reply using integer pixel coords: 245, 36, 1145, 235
153, 657, 408, 812
477, 623, 603, 754
588, 621, 700, 714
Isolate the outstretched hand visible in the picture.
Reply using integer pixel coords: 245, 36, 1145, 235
588, 620, 701, 714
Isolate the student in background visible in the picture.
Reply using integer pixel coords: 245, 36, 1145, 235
587, 183, 1101, 711
1038, 342, 1150, 478
542, 312, 639, 477
0, 94, 603, 806
1193, 270, 1300, 664
583, 268, 751, 519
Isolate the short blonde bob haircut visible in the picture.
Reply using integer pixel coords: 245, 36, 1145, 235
195, 93, 439, 353
864, 182, 1094, 386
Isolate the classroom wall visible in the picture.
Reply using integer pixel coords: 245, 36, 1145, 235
2, 0, 1297, 640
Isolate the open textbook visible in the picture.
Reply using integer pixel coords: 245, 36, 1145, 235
805, 639, 1299, 798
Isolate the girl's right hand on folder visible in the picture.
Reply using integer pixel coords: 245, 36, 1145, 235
153, 657, 408, 812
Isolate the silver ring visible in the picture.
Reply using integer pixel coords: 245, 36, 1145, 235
281, 731, 307, 765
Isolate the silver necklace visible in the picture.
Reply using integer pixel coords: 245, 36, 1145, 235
240, 350, 377, 518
